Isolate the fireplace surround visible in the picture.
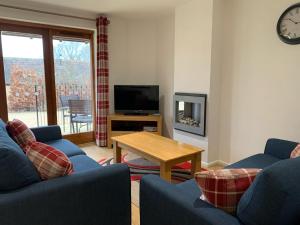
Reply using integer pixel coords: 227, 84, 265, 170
173, 93, 207, 136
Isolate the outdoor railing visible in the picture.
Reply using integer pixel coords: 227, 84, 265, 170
7, 83, 92, 130
7, 83, 91, 112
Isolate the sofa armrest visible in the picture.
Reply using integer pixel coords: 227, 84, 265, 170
31, 125, 62, 143
0, 164, 131, 225
264, 138, 298, 159
140, 175, 241, 225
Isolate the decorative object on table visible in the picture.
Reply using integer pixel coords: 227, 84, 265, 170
195, 168, 261, 214
143, 126, 157, 132
277, 3, 300, 45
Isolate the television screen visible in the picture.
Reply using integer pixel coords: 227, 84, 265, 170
114, 85, 159, 114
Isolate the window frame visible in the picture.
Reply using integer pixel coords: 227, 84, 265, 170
0, 19, 95, 144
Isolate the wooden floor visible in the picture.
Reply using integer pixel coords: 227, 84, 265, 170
132, 204, 140, 225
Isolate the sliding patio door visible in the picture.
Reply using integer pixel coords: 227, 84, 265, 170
1, 31, 48, 127
53, 37, 93, 135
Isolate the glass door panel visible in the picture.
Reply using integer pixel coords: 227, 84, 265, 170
53, 37, 93, 134
1, 31, 47, 127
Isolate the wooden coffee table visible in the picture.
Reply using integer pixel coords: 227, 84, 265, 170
111, 132, 204, 182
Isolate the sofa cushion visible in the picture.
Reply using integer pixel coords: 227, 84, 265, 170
264, 138, 298, 160
176, 178, 203, 200
177, 178, 250, 221
31, 125, 62, 143
226, 154, 280, 169
70, 155, 102, 173
25, 141, 73, 180
195, 169, 261, 214
290, 144, 300, 158
0, 128, 40, 190
6, 119, 36, 149
237, 157, 300, 225
45, 139, 85, 157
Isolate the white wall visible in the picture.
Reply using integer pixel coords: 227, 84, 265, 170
173, 0, 214, 163
174, 0, 213, 94
108, 17, 158, 113
156, 15, 175, 137
218, 0, 300, 163
207, 0, 225, 163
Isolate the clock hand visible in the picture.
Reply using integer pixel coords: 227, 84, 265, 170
284, 18, 300, 24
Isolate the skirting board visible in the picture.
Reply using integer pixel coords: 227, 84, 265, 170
201, 160, 229, 169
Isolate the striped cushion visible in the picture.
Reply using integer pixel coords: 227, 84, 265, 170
6, 119, 36, 149
290, 144, 300, 158
195, 168, 261, 214
25, 142, 73, 180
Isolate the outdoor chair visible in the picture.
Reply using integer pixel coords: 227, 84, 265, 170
59, 95, 80, 132
69, 99, 92, 133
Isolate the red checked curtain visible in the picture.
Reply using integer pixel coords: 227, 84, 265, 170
96, 16, 110, 147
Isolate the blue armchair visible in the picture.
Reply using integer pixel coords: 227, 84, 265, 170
0, 122, 131, 225
140, 138, 300, 225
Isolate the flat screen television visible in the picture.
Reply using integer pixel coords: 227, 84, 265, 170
114, 85, 159, 115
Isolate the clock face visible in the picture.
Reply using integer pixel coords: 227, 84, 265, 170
277, 3, 300, 44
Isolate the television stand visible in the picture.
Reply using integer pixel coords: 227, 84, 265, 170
107, 114, 162, 148
124, 113, 149, 116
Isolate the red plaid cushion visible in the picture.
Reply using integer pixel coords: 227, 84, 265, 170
6, 119, 36, 149
25, 142, 73, 180
290, 144, 300, 158
195, 168, 261, 214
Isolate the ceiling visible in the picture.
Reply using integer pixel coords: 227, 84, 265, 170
0, 0, 191, 18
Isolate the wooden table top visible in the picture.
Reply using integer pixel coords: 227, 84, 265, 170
111, 132, 204, 162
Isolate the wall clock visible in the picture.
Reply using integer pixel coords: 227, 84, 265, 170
277, 3, 300, 45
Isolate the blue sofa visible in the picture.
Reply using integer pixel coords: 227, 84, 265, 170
140, 138, 300, 225
0, 120, 131, 225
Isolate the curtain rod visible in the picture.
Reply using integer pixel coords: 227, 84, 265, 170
0, 3, 96, 22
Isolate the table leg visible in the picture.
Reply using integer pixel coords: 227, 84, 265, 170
160, 162, 171, 182
113, 141, 122, 163
191, 153, 202, 177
